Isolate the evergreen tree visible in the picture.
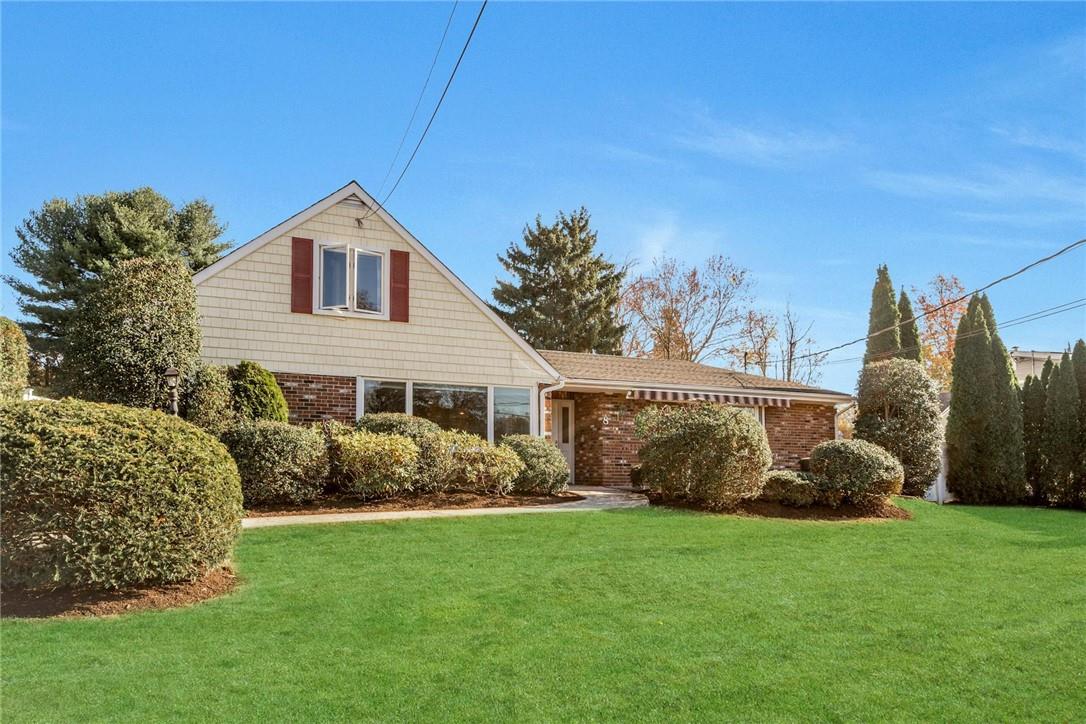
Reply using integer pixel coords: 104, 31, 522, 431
1022, 374, 1047, 500
1040, 356, 1054, 390
977, 294, 1027, 501
946, 298, 995, 502
863, 265, 901, 364
1040, 353, 1081, 507
1073, 339, 1086, 493
895, 289, 922, 363
492, 208, 625, 353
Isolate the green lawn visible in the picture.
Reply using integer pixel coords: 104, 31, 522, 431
3, 501, 1083, 722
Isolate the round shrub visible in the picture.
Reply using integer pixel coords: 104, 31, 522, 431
181, 364, 237, 437
444, 431, 525, 495
809, 439, 904, 509
1, 399, 242, 590
229, 360, 288, 422
855, 359, 942, 496
760, 470, 819, 507
356, 412, 441, 439
0, 317, 29, 402
332, 430, 419, 498
223, 421, 328, 507
635, 403, 772, 510
501, 434, 569, 494
413, 429, 460, 492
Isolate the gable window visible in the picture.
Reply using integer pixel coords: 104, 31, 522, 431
317, 243, 387, 316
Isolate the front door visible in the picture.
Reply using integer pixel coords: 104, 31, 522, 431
552, 399, 575, 484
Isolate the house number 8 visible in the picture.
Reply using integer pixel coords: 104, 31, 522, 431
602, 415, 611, 425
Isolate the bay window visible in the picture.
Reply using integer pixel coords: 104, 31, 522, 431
317, 243, 386, 316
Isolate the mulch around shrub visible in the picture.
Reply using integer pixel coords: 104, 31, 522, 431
647, 493, 912, 522
1, 567, 238, 620
246, 490, 585, 517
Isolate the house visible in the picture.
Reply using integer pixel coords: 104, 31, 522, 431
193, 181, 852, 485
1008, 347, 1063, 384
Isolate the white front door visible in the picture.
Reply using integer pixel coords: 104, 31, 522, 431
552, 399, 575, 484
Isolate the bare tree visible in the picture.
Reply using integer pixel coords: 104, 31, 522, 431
729, 310, 777, 375
619, 255, 754, 362
772, 304, 828, 385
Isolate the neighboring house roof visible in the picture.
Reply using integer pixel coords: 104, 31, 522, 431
539, 350, 852, 402
192, 180, 560, 381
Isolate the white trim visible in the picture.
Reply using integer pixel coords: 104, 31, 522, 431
486, 384, 495, 443
192, 180, 561, 382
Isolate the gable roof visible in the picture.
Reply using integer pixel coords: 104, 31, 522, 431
539, 349, 851, 402
193, 181, 560, 381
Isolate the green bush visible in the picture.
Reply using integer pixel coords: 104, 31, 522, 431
855, 359, 943, 496
635, 402, 772, 510
229, 360, 288, 422
61, 257, 201, 408
501, 434, 569, 494
444, 431, 525, 495
356, 412, 441, 439
223, 421, 328, 507
332, 430, 419, 498
0, 317, 29, 401
809, 439, 904, 509
0, 399, 242, 590
181, 364, 236, 437
760, 470, 819, 507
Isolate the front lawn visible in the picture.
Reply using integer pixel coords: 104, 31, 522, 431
3, 501, 1083, 722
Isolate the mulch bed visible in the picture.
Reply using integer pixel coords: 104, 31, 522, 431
246, 490, 585, 518
647, 493, 912, 522
1, 567, 238, 620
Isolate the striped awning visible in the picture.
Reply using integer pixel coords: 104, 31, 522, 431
626, 389, 791, 408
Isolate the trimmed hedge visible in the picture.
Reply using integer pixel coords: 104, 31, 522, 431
444, 431, 525, 495
356, 413, 441, 439
635, 402, 772, 510
0, 317, 29, 402
760, 470, 819, 507
1, 399, 242, 590
224, 421, 329, 507
181, 364, 236, 437
809, 439, 904, 509
332, 430, 419, 498
501, 434, 569, 494
229, 360, 288, 423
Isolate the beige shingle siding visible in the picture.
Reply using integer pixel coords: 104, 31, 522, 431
196, 201, 552, 387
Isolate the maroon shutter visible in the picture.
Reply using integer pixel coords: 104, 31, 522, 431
389, 250, 409, 322
291, 237, 314, 313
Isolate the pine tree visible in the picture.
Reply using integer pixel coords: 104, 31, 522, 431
895, 289, 922, 363
1040, 353, 1081, 506
491, 208, 625, 354
1022, 374, 1047, 500
977, 294, 1027, 501
863, 265, 901, 364
946, 298, 995, 502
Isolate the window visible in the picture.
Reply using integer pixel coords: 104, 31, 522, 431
493, 387, 531, 440
363, 380, 406, 414
412, 383, 488, 438
317, 243, 386, 315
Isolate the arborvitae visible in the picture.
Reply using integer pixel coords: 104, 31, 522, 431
976, 294, 1027, 501
1040, 353, 1081, 506
863, 265, 901, 364
1073, 339, 1086, 495
1022, 374, 1047, 500
492, 208, 625, 354
1040, 357, 1054, 390
895, 289, 923, 363
946, 299, 995, 502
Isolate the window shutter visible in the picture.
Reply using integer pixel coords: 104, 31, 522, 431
291, 237, 314, 313
390, 250, 409, 322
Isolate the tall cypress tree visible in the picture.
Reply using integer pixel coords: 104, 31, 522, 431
977, 294, 1027, 501
863, 265, 901, 364
946, 298, 995, 502
1022, 374, 1047, 500
491, 208, 626, 354
896, 289, 922, 363
1072, 339, 1086, 495
1040, 353, 1081, 506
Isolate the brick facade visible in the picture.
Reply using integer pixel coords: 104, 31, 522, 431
273, 372, 356, 425
548, 391, 837, 486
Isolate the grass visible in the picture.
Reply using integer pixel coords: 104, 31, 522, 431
2, 500, 1084, 722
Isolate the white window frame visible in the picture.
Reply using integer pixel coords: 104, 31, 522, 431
313, 241, 390, 320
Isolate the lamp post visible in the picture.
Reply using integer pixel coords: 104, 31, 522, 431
164, 367, 180, 416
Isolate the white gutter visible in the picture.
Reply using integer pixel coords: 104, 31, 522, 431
537, 379, 566, 436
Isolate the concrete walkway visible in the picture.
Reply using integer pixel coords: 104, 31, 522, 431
241, 486, 647, 529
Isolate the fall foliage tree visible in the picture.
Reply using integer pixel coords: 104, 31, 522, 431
913, 274, 968, 390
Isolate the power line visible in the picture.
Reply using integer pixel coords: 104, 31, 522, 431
374, 2, 460, 201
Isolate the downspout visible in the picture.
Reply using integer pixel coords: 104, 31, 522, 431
538, 378, 566, 437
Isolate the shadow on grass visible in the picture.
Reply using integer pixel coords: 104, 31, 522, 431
936, 502, 1085, 548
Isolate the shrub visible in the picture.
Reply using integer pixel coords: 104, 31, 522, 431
809, 439, 904, 509
1, 399, 242, 590
181, 364, 236, 437
229, 360, 288, 422
61, 257, 201, 408
414, 430, 460, 492
223, 421, 328, 507
444, 431, 525, 495
635, 402, 772, 510
501, 434, 569, 494
356, 412, 441, 439
0, 317, 29, 401
854, 358, 942, 496
332, 430, 419, 498
760, 470, 819, 507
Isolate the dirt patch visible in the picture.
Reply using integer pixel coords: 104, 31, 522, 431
648, 493, 912, 522
1, 567, 238, 619
246, 490, 585, 518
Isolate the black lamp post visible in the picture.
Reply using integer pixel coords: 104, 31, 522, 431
164, 367, 180, 416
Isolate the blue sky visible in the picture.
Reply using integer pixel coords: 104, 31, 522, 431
3, 1, 1084, 393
